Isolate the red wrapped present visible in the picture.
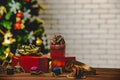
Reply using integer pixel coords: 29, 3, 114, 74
12, 56, 49, 73
52, 57, 76, 68
50, 45, 65, 58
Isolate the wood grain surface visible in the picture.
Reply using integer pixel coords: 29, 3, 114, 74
0, 68, 120, 80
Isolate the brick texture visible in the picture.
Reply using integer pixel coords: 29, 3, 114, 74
39, 0, 120, 68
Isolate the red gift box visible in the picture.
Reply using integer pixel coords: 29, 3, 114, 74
50, 45, 65, 58
12, 56, 49, 73
52, 57, 76, 68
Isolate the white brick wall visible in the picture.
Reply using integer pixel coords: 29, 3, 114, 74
39, 0, 120, 68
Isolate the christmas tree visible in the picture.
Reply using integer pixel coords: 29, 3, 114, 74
0, 0, 49, 61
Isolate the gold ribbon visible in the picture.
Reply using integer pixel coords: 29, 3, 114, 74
64, 60, 96, 75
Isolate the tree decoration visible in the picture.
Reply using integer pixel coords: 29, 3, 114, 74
9, 0, 20, 14
4, 48, 13, 59
16, 11, 23, 18
36, 37, 42, 46
28, 31, 35, 43
23, 9, 31, 21
0, 6, 7, 18
42, 34, 48, 48
14, 22, 22, 30
14, 11, 24, 30
2, 31, 16, 46
0, 29, 16, 46
0, 0, 49, 62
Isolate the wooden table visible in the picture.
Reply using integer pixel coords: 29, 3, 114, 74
0, 68, 120, 80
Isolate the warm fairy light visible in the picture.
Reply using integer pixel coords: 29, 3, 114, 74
52, 60, 65, 67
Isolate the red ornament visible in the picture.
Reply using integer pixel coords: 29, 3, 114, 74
16, 11, 23, 18
14, 23, 21, 30
25, 0, 30, 2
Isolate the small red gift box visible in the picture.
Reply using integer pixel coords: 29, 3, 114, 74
50, 45, 65, 58
52, 57, 76, 68
12, 56, 49, 73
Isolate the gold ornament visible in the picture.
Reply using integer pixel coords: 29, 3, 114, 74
0, 29, 16, 46
0, 6, 7, 16
2, 31, 16, 46
36, 37, 42, 46
4, 48, 13, 59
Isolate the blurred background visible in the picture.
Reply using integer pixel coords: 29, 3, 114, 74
39, 0, 120, 68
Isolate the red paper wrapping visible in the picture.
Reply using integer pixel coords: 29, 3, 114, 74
50, 45, 65, 58
52, 57, 76, 68
12, 56, 49, 73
